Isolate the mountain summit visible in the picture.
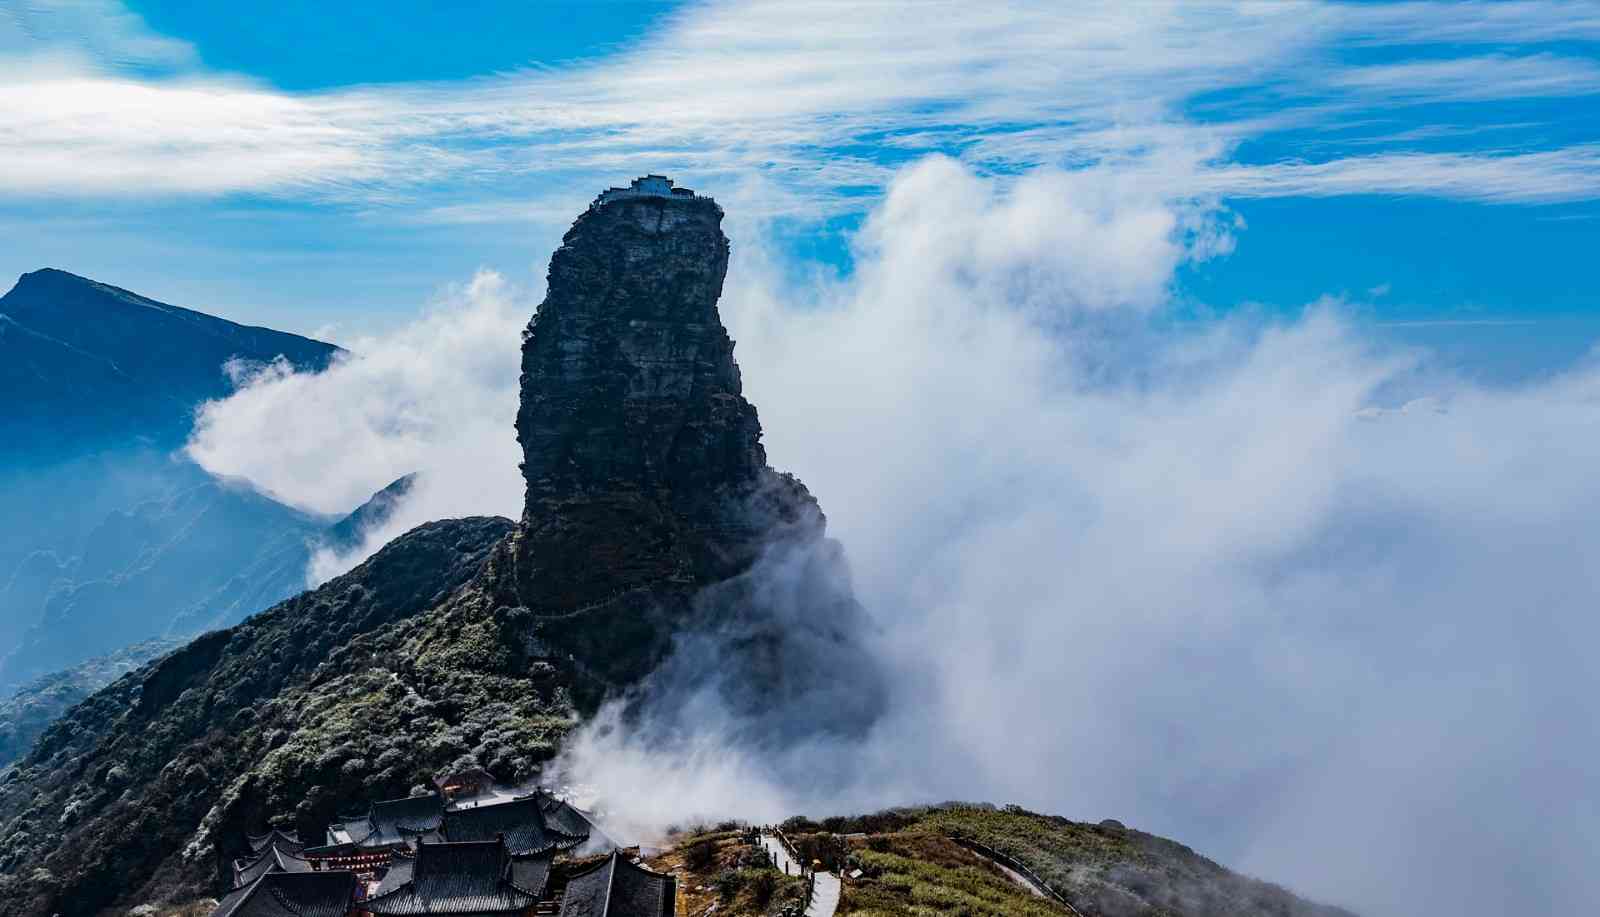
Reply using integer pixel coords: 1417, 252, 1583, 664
0, 268, 339, 458
0, 179, 881, 914
515, 182, 779, 603
508, 180, 869, 716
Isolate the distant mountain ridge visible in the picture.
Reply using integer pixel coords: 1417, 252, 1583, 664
0, 268, 340, 460
0, 269, 402, 696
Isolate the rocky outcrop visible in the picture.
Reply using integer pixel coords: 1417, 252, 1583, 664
510, 187, 853, 707
0, 180, 883, 914
514, 191, 816, 602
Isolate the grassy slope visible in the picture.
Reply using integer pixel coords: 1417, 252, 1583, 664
662, 805, 1356, 917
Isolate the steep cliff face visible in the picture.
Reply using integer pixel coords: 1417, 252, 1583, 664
0, 182, 882, 915
510, 190, 842, 703
515, 193, 813, 600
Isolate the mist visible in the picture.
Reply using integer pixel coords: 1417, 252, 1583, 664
188, 158, 1600, 916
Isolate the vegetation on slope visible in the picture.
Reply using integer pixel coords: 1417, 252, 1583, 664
0, 517, 586, 916
663, 806, 1355, 917
0, 637, 183, 767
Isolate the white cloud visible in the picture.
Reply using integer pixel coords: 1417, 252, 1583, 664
187, 270, 528, 579
0, 0, 195, 71
549, 158, 1600, 917
1331, 53, 1600, 102
3, 1, 1599, 208
1201, 145, 1600, 203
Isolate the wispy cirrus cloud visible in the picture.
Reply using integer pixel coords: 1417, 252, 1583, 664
1330, 53, 1600, 103
2, 0, 1599, 213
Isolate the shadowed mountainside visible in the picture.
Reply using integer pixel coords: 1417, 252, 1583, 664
0, 268, 339, 461
0, 269, 349, 687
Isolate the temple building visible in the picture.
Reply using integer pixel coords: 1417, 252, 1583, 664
441, 795, 587, 855
590, 175, 700, 209
558, 851, 676, 917
432, 765, 493, 802
232, 843, 321, 889
213, 871, 357, 917
361, 838, 547, 916
535, 791, 603, 845
246, 830, 305, 856
324, 793, 446, 849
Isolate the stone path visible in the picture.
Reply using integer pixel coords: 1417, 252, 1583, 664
759, 832, 840, 917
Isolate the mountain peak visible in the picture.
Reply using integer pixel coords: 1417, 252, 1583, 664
0, 268, 342, 459
511, 178, 815, 611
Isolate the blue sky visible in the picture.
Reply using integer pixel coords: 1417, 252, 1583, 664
12, 7, 1600, 914
3, 0, 1600, 376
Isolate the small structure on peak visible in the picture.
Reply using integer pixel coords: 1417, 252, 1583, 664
590, 174, 704, 210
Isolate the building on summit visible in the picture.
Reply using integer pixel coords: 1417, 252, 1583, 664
590, 174, 702, 209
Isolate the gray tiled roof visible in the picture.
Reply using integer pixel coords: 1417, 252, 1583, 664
560, 851, 675, 917
533, 791, 595, 840
335, 793, 446, 849
372, 851, 415, 897
510, 852, 554, 899
363, 839, 539, 916
232, 844, 319, 889
211, 871, 355, 917
442, 796, 584, 855
246, 830, 303, 855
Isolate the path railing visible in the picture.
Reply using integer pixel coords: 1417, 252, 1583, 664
760, 827, 820, 915
945, 834, 1085, 917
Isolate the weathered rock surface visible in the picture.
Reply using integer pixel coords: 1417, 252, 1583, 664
510, 190, 866, 712
0, 182, 884, 914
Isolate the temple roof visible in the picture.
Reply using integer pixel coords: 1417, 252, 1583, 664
509, 853, 554, 899
532, 790, 596, 841
246, 829, 304, 855
363, 839, 541, 916
331, 793, 445, 849
560, 851, 676, 917
371, 850, 416, 898
442, 796, 585, 855
210, 871, 355, 917
232, 844, 320, 889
